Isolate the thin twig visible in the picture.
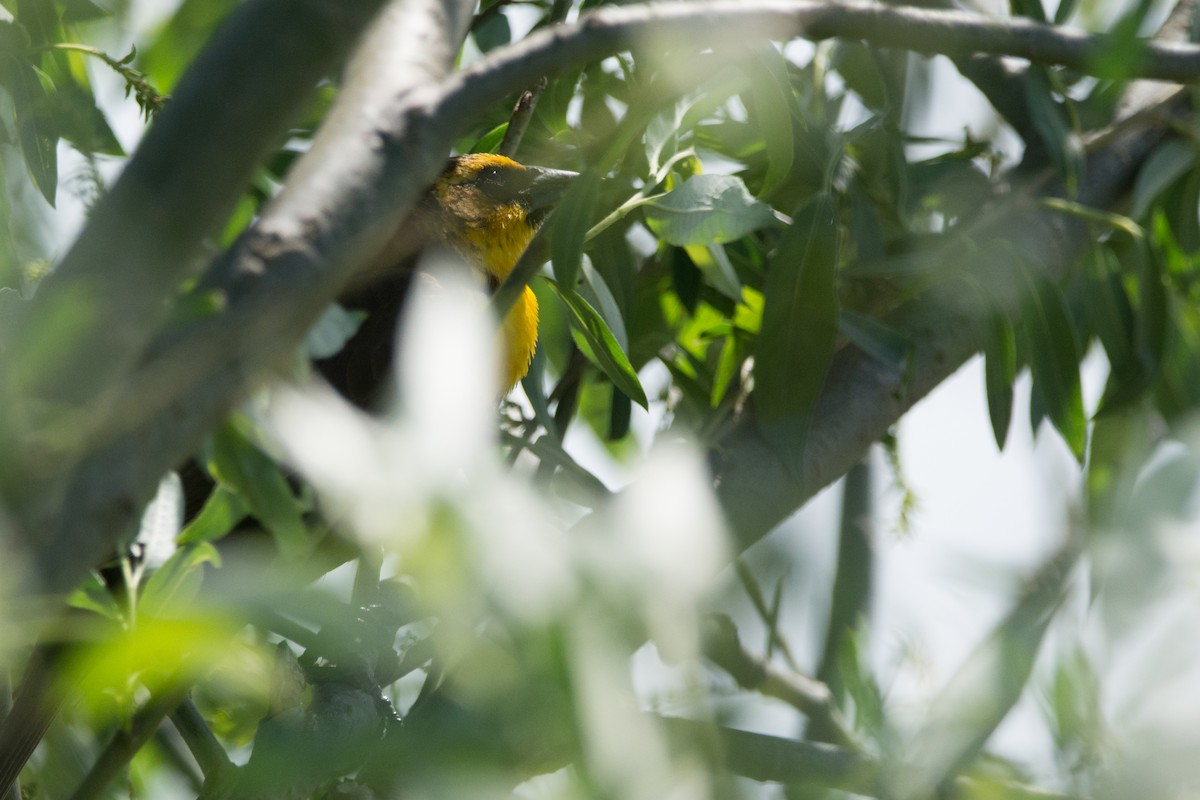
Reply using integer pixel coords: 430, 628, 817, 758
702, 615, 861, 751
497, 77, 547, 158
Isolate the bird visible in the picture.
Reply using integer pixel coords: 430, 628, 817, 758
318, 153, 577, 408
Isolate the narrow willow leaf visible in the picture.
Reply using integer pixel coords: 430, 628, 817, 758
140, 543, 221, 618
551, 169, 601, 291
11, 62, 58, 205
746, 46, 796, 197
608, 385, 631, 441
544, 279, 648, 409
470, 122, 507, 154
1023, 67, 1082, 192
685, 242, 742, 301
711, 333, 741, 407
983, 315, 1017, 449
178, 485, 249, 544
1130, 138, 1196, 220
208, 420, 311, 558
755, 195, 839, 476
643, 174, 777, 248
581, 257, 627, 350
1014, 262, 1087, 462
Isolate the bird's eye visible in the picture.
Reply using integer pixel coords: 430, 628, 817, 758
476, 166, 502, 184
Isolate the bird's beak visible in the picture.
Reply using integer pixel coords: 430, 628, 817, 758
523, 166, 578, 212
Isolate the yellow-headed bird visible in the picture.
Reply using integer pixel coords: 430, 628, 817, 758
319, 154, 575, 408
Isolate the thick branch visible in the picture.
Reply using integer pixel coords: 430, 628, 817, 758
0, 0, 383, 501
27, 0, 477, 594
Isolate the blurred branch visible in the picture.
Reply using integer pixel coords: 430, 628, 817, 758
810, 458, 873, 742
170, 697, 234, 784
20, 0, 478, 596
0, 0, 386, 537
661, 716, 878, 793
67, 682, 191, 800
702, 615, 860, 751
893, 534, 1083, 799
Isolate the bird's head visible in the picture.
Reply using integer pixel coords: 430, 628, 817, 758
427, 153, 577, 285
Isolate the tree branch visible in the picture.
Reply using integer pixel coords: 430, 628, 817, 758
0, 0, 385, 529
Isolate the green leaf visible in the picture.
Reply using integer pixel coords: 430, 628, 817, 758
140, 543, 221, 618
1009, 0, 1047, 21
1023, 68, 1082, 192
138, 0, 238, 91
643, 174, 778, 248
51, 77, 123, 157
178, 485, 249, 544
1014, 262, 1087, 462
711, 332, 741, 407
983, 314, 1017, 449
745, 46, 796, 197
208, 420, 311, 558
608, 384, 631, 441
472, 9, 510, 52
685, 242, 742, 301
470, 122, 507, 154
67, 572, 124, 622
550, 168, 602, 291
544, 279, 648, 409
754, 195, 840, 476
832, 41, 890, 110
580, 256, 627, 350
1053, 0, 1080, 23
9, 61, 58, 205
1130, 138, 1196, 220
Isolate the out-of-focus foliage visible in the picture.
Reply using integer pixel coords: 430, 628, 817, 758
5, 0, 1200, 799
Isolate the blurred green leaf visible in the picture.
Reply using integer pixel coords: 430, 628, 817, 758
544, 278, 647, 409
9, 60, 59, 205
139, 0, 238, 91
745, 46, 796, 197
755, 194, 839, 476
550, 168, 601, 291
470, 122, 507, 154
983, 314, 1017, 450
1023, 67, 1082, 191
68, 572, 125, 621
1130, 138, 1195, 221
472, 9, 510, 52
643, 174, 778, 248
141, 542, 221, 618
179, 485, 249, 544
208, 420, 311, 558
1015, 262, 1087, 462
1009, 0, 1047, 21
832, 41, 890, 110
